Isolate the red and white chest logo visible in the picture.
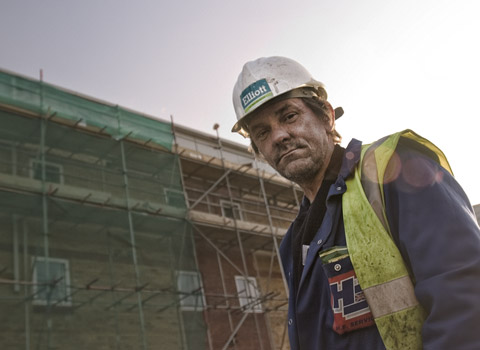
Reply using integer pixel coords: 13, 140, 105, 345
328, 270, 375, 334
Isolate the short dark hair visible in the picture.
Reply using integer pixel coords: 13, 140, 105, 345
248, 96, 341, 155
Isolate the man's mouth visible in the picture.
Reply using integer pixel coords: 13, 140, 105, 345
276, 147, 302, 165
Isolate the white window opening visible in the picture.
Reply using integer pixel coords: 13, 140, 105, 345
32, 257, 71, 307
176, 271, 206, 311
220, 200, 243, 221
234, 276, 263, 313
30, 159, 64, 184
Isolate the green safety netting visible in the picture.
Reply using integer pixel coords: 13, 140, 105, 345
0, 73, 207, 349
0, 70, 174, 151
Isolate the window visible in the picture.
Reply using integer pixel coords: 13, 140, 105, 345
32, 257, 71, 306
234, 276, 262, 313
220, 200, 243, 220
30, 159, 64, 184
165, 188, 186, 207
176, 271, 206, 311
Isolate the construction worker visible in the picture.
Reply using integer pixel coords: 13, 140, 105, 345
231, 56, 480, 350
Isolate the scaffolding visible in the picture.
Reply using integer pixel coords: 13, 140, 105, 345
0, 69, 301, 349
173, 124, 300, 350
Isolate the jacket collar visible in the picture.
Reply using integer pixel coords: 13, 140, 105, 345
298, 138, 363, 209
339, 138, 363, 180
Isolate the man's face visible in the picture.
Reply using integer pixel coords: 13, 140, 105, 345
248, 98, 334, 184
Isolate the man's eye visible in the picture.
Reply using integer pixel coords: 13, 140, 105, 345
255, 130, 268, 140
285, 113, 297, 121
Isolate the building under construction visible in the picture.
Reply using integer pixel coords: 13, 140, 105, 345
0, 69, 302, 349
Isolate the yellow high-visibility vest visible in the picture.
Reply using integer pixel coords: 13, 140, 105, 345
342, 130, 453, 350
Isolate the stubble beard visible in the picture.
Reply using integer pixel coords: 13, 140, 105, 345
279, 157, 325, 184
274, 146, 327, 185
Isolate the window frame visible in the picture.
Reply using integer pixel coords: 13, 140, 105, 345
234, 275, 263, 313
176, 270, 206, 312
164, 188, 186, 207
29, 158, 64, 184
220, 200, 243, 221
32, 256, 72, 307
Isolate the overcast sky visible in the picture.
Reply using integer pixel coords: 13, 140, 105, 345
1, 0, 480, 205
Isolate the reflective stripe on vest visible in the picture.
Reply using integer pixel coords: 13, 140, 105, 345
342, 129, 452, 350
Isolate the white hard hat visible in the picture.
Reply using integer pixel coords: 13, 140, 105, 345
231, 56, 331, 137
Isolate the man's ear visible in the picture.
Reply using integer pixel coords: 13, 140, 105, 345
324, 101, 335, 130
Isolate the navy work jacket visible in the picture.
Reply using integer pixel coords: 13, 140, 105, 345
279, 137, 480, 350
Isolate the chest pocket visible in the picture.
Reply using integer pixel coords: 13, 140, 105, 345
320, 246, 375, 335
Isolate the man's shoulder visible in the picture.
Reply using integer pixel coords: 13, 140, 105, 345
363, 130, 446, 170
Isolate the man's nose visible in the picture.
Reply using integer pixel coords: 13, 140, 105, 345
271, 125, 291, 144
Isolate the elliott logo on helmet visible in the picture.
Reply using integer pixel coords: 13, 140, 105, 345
240, 79, 273, 113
